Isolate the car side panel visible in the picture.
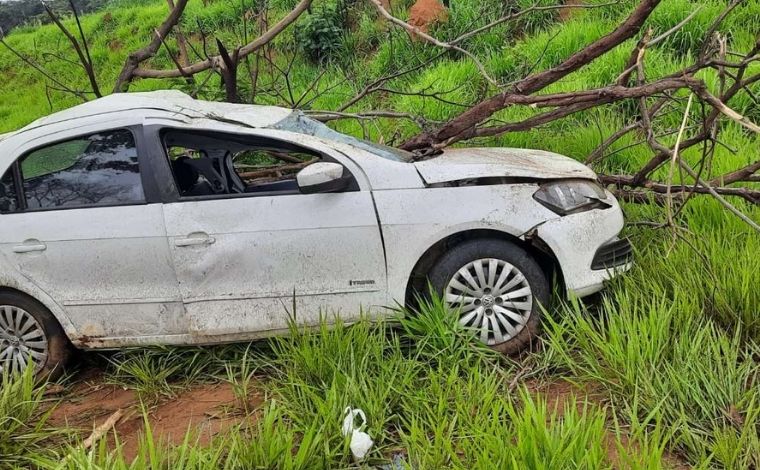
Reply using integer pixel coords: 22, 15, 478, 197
162, 192, 389, 337
0, 204, 186, 341
372, 184, 558, 305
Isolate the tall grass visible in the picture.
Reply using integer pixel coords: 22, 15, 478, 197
13, 281, 756, 468
56, 416, 229, 470
105, 347, 213, 401
0, 367, 61, 468
51, 305, 641, 468
541, 206, 760, 467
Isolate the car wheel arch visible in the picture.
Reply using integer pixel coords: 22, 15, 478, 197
404, 228, 562, 308
0, 285, 74, 379
0, 285, 77, 342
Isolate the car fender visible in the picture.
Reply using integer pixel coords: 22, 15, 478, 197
372, 184, 558, 304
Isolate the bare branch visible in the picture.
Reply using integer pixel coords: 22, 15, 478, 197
600, 174, 760, 206
337, 51, 448, 112
0, 29, 88, 100
128, 0, 313, 82
711, 159, 760, 186
155, 28, 194, 84
113, 0, 189, 92
308, 110, 439, 128
401, 0, 664, 151
451, 1, 621, 46
42, 1, 101, 97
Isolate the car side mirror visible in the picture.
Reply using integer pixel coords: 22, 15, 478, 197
297, 162, 351, 194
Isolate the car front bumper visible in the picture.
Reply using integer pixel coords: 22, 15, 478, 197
531, 193, 632, 298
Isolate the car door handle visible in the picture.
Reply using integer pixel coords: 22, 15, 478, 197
13, 240, 47, 253
174, 233, 216, 247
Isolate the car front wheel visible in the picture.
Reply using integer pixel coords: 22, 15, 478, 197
0, 291, 71, 380
427, 238, 550, 355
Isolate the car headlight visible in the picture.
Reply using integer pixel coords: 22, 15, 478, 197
533, 180, 610, 215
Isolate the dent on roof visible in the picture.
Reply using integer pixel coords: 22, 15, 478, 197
19, 90, 294, 132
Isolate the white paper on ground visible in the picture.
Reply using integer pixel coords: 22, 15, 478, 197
342, 407, 374, 460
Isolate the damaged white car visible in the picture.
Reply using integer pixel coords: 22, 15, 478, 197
0, 91, 631, 377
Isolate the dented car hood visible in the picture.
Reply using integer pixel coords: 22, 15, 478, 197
413, 147, 597, 184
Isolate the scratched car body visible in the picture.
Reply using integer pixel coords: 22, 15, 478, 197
0, 91, 631, 377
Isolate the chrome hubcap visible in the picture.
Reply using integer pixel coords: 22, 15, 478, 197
444, 258, 533, 346
0, 306, 48, 375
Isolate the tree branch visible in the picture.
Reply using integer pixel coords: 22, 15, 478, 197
401, 0, 663, 151
113, 0, 189, 92
128, 0, 313, 82
42, 1, 101, 97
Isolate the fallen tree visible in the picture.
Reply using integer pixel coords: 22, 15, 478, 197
366, 0, 760, 231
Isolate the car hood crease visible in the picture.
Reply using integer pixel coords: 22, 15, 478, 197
413, 147, 598, 184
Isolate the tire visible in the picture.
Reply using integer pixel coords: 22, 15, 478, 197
426, 238, 550, 355
0, 291, 72, 381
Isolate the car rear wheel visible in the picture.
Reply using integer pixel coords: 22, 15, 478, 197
427, 239, 550, 355
0, 291, 71, 380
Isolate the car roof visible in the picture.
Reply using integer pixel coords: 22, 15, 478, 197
15, 90, 294, 136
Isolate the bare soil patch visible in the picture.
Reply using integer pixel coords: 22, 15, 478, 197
525, 377, 607, 415
47, 370, 264, 460
559, 0, 585, 22
408, 0, 448, 34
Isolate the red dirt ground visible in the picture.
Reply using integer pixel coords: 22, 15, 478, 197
408, 0, 449, 34
46, 371, 687, 467
47, 370, 263, 460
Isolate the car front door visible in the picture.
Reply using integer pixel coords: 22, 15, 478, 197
0, 128, 184, 343
150, 127, 388, 339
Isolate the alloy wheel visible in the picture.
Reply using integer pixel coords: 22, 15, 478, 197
0, 305, 48, 375
444, 258, 533, 345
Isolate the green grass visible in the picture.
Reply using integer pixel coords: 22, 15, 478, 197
6, 273, 760, 467
0, 367, 63, 468
105, 347, 213, 402
11, 305, 652, 468
0, 0, 758, 467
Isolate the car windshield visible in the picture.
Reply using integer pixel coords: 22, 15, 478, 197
272, 112, 414, 163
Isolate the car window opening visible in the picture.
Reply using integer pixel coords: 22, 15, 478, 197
162, 130, 321, 198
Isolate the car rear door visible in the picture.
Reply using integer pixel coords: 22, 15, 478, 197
147, 126, 388, 339
0, 127, 185, 343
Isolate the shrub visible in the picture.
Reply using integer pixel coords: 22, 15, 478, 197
295, 6, 346, 63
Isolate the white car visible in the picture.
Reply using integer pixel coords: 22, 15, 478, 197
0, 91, 631, 377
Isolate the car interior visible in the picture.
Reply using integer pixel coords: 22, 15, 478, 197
163, 130, 320, 198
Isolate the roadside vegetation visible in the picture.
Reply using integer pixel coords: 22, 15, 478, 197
0, 0, 758, 468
